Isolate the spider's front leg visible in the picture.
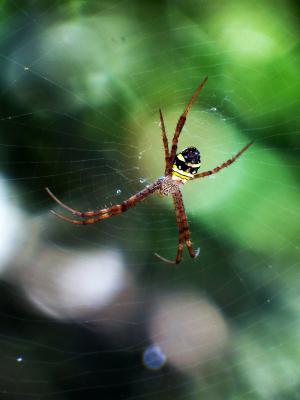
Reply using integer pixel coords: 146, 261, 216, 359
194, 141, 253, 179
46, 180, 162, 225
159, 109, 170, 175
168, 76, 208, 173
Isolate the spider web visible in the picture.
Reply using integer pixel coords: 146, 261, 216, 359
0, 0, 299, 399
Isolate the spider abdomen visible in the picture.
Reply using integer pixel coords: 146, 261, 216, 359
172, 146, 201, 181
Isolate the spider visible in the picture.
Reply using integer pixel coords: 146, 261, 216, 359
46, 76, 253, 264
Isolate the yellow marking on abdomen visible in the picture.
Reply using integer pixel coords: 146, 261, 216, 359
172, 165, 193, 180
172, 171, 192, 180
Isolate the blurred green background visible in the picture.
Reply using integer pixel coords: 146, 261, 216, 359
0, 0, 299, 399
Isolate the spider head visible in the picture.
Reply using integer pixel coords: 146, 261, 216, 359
172, 147, 201, 181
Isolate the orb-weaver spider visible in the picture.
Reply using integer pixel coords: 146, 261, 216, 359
46, 76, 253, 264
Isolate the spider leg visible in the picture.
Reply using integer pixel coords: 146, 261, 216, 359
155, 238, 184, 265
173, 190, 198, 260
50, 209, 114, 224
168, 76, 208, 171
48, 180, 161, 224
194, 141, 253, 179
46, 187, 101, 217
154, 253, 175, 264
159, 109, 170, 175
155, 189, 197, 264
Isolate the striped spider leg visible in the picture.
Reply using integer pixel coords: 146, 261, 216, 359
46, 181, 161, 225
194, 141, 253, 179
166, 76, 208, 175
155, 190, 199, 264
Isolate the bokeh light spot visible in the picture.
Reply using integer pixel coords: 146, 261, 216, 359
143, 345, 167, 371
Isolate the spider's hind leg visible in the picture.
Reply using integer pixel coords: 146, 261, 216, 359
155, 190, 197, 265
185, 239, 196, 258
155, 239, 184, 265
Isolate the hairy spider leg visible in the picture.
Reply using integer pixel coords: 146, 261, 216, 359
159, 109, 170, 175
168, 76, 208, 174
155, 189, 184, 264
174, 190, 198, 259
155, 190, 199, 264
194, 141, 253, 179
47, 180, 161, 224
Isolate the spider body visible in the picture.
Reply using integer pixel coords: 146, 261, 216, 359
159, 175, 183, 196
46, 76, 253, 264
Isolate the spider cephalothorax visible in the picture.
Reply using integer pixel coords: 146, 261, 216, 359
46, 76, 253, 264
172, 146, 201, 181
